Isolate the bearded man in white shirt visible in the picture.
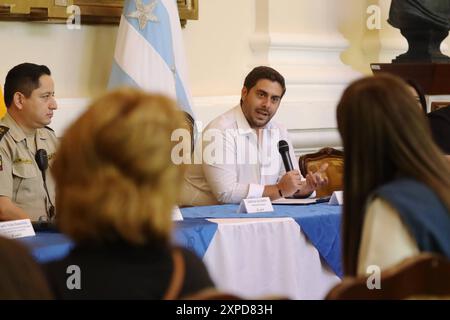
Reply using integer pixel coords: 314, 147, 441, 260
179, 66, 327, 207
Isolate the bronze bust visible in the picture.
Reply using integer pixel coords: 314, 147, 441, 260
388, 0, 450, 63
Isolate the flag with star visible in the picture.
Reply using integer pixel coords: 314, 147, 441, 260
108, 0, 194, 117
0, 87, 6, 118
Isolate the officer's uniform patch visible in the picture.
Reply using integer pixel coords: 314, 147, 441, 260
13, 158, 33, 165
0, 126, 9, 171
0, 126, 9, 141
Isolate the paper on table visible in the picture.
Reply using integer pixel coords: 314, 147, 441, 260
272, 198, 317, 205
0, 219, 35, 239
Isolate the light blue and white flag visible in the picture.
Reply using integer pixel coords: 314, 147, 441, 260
109, 0, 194, 117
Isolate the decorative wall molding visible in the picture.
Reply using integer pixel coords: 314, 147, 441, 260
248, 31, 360, 154
249, 33, 361, 84
51, 31, 355, 157
250, 33, 352, 65
53, 95, 341, 157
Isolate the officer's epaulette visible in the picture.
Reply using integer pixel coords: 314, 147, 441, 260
44, 126, 55, 132
0, 126, 9, 141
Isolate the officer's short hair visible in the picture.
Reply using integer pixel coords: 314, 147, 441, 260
4, 63, 51, 107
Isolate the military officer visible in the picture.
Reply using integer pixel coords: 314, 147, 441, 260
0, 63, 58, 221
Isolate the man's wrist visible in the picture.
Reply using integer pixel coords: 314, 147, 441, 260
293, 190, 313, 199
276, 184, 283, 198
290, 181, 310, 198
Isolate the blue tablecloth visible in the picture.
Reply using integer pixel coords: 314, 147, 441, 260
19, 219, 218, 264
20, 232, 74, 263
19, 204, 342, 277
182, 203, 343, 277
172, 219, 217, 257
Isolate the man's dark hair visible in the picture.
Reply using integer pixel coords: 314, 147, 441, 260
243, 66, 286, 97
3, 63, 51, 108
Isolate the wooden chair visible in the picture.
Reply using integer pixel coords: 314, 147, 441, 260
326, 254, 450, 300
183, 111, 195, 154
298, 147, 344, 197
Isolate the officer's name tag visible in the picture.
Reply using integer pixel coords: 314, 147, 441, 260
238, 197, 274, 214
0, 219, 35, 239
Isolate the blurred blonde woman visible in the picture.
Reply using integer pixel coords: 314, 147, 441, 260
337, 74, 450, 277
44, 88, 214, 299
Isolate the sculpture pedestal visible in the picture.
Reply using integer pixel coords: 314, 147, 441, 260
370, 63, 450, 95
392, 29, 450, 64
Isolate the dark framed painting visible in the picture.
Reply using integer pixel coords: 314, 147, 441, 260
0, 0, 198, 27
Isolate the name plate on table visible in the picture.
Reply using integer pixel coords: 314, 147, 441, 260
0, 219, 35, 239
329, 191, 344, 205
238, 197, 274, 214
172, 206, 183, 221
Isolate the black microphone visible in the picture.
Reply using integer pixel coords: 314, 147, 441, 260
278, 140, 294, 172
35, 149, 48, 174
35, 149, 55, 221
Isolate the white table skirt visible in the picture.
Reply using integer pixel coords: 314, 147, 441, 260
203, 217, 341, 300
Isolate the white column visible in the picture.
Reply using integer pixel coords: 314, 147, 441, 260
377, 0, 407, 63
250, 0, 362, 154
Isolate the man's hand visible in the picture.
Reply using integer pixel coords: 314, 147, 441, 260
305, 163, 329, 190
277, 170, 303, 197
0, 196, 29, 221
294, 163, 329, 198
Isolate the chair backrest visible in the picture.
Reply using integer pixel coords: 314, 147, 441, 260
298, 147, 344, 197
326, 254, 450, 300
183, 111, 195, 155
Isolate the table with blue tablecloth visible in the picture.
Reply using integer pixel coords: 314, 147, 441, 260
19, 203, 342, 299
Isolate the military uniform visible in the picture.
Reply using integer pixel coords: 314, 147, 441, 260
0, 113, 57, 221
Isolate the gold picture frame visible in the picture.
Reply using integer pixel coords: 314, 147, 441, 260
0, 0, 198, 27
